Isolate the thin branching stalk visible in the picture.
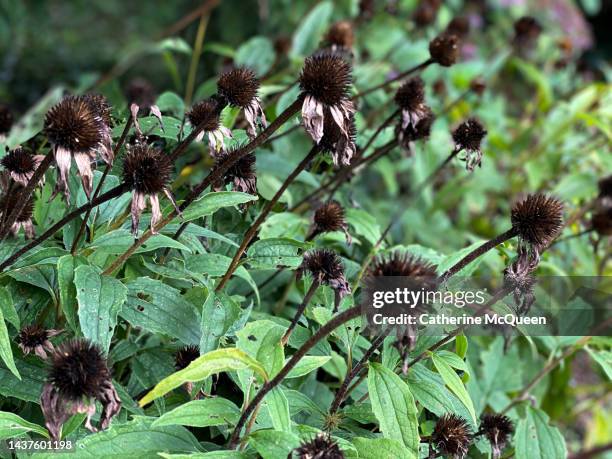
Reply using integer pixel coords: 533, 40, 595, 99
281, 279, 320, 346
228, 306, 361, 448
216, 144, 320, 291
353, 59, 433, 99
102, 97, 304, 275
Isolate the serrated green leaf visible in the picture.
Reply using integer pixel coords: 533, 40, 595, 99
246, 238, 305, 270
285, 355, 331, 378
248, 429, 301, 459
431, 353, 476, 423
181, 191, 258, 222
291, 1, 333, 56
0, 411, 48, 440
0, 286, 19, 330
352, 437, 414, 459
200, 291, 241, 354
516, 407, 567, 459
0, 306, 19, 379
152, 398, 240, 428
57, 255, 87, 332
90, 229, 191, 254
266, 387, 291, 433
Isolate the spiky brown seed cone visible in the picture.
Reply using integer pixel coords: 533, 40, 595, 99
598, 175, 612, 198
0, 186, 34, 223
212, 149, 257, 195
413, 0, 442, 27
313, 201, 347, 234
0, 104, 13, 135
217, 68, 260, 108
175, 345, 200, 371
299, 249, 351, 309
1, 147, 36, 175
17, 325, 49, 351
513, 16, 542, 48
446, 16, 470, 39
126, 78, 156, 109
326, 21, 354, 49
429, 33, 459, 67
394, 77, 425, 111
452, 118, 487, 152
83, 94, 112, 125
48, 339, 110, 400
592, 208, 612, 236
293, 433, 345, 459
299, 53, 352, 106
44, 96, 104, 152
187, 99, 222, 132
122, 144, 173, 195
511, 194, 564, 247
368, 251, 438, 278
480, 414, 514, 454
432, 414, 473, 458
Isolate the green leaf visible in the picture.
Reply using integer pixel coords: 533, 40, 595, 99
0, 359, 45, 402
515, 407, 567, 459
0, 411, 49, 440
586, 347, 612, 380
436, 240, 489, 278
266, 387, 291, 433
246, 238, 305, 269
200, 291, 241, 354
139, 348, 268, 406
431, 353, 476, 423
352, 437, 415, 459
121, 277, 201, 345
57, 255, 87, 332
248, 430, 301, 459
236, 320, 285, 377
181, 191, 258, 222
235, 36, 275, 76
285, 355, 331, 378
367, 363, 419, 455
291, 1, 334, 56
346, 209, 381, 245
75, 266, 127, 353
406, 369, 455, 418
159, 453, 247, 459
0, 306, 19, 379
455, 335, 468, 359
90, 229, 191, 254
0, 286, 19, 330
152, 398, 240, 428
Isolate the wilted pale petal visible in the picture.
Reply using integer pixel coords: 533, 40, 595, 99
74, 152, 94, 198
23, 220, 35, 239
130, 103, 142, 135
150, 105, 164, 132
98, 126, 114, 165
98, 381, 121, 430
302, 95, 324, 143
163, 188, 182, 216
329, 105, 348, 137
130, 191, 146, 235
40, 384, 71, 441
149, 193, 162, 233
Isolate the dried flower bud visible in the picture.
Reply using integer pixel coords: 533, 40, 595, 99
326, 21, 354, 49
217, 68, 266, 138
42, 339, 121, 440
0, 104, 14, 137
175, 345, 200, 371
511, 194, 564, 249
1, 147, 45, 187
17, 325, 61, 358
394, 77, 425, 112
432, 79, 446, 96
274, 35, 291, 56
446, 16, 470, 39
480, 414, 514, 459
396, 106, 435, 151
431, 414, 473, 458
308, 200, 351, 243
126, 78, 156, 110
429, 33, 459, 67
413, 0, 442, 27
452, 118, 487, 171
513, 16, 542, 51
298, 249, 351, 311
292, 433, 345, 459
0, 185, 36, 239
212, 148, 257, 195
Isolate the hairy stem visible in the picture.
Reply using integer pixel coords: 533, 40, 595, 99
281, 280, 320, 346
0, 184, 128, 272
227, 306, 361, 448
216, 144, 319, 291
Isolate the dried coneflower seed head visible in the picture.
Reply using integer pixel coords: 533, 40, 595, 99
83, 93, 112, 126
2, 147, 36, 175
446, 16, 470, 39
313, 201, 346, 234
48, 339, 110, 400
452, 118, 487, 152
175, 345, 200, 371
480, 414, 514, 458
0, 104, 13, 135
432, 414, 473, 458
299, 249, 351, 311
122, 144, 173, 194
217, 68, 260, 108
326, 21, 354, 49
17, 325, 60, 358
0, 186, 34, 223
394, 77, 425, 111
213, 148, 257, 195
513, 16, 542, 49
368, 252, 438, 278
413, 0, 442, 27
429, 33, 459, 67
187, 99, 221, 132
597, 175, 612, 198
293, 433, 345, 459
397, 106, 435, 148
511, 194, 564, 248
299, 53, 352, 106
126, 78, 156, 110
45, 96, 103, 152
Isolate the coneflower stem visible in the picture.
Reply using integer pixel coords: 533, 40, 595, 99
216, 144, 320, 292
352, 59, 433, 99
70, 113, 134, 255
102, 97, 304, 275
438, 227, 518, 284
281, 280, 320, 346
0, 184, 128, 272
0, 151, 54, 242
328, 329, 390, 416
228, 306, 361, 448
568, 443, 612, 459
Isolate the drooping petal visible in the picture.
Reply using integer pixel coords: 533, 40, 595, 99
130, 191, 146, 236
74, 152, 95, 198
97, 380, 121, 430
149, 193, 162, 233
163, 188, 182, 217
40, 384, 71, 441
23, 219, 35, 239
302, 95, 325, 143
98, 125, 114, 165
130, 103, 142, 135
53, 146, 72, 202
150, 105, 164, 132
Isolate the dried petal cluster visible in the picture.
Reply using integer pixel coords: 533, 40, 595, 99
0, 184, 36, 238
126, 78, 164, 134
41, 339, 121, 440
452, 118, 487, 171
319, 112, 356, 166
1, 147, 45, 186
308, 200, 351, 243
431, 414, 473, 458
292, 433, 345, 459
122, 143, 179, 235
217, 68, 266, 138
511, 194, 564, 249
299, 249, 351, 311
480, 414, 514, 459
17, 325, 61, 358
212, 148, 258, 195
188, 98, 232, 153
